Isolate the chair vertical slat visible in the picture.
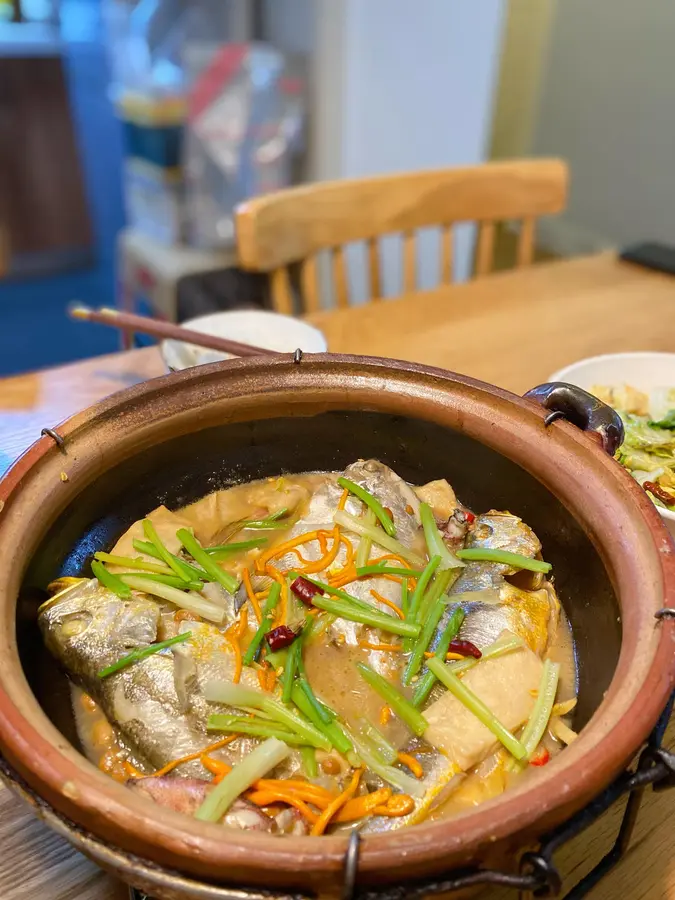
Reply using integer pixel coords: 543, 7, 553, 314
300, 255, 321, 312
367, 237, 382, 300
271, 267, 294, 314
475, 221, 495, 277
517, 217, 536, 267
332, 246, 350, 308
440, 225, 454, 284
403, 231, 416, 292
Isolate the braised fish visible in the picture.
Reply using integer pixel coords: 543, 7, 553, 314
37, 461, 576, 837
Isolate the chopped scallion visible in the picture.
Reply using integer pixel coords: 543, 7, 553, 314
93, 552, 173, 576
403, 555, 440, 651
301, 745, 318, 778
334, 510, 426, 567
290, 686, 353, 755
243, 582, 281, 665
281, 640, 298, 704
194, 737, 290, 822
420, 503, 464, 571
337, 476, 397, 537
356, 719, 397, 765
116, 572, 203, 591
355, 565, 423, 579
207, 715, 308, 745
98, 631, 191, 678
177, 528, 240, 594
120, 575, 225, 624
508, 659, 560, 772
402, 595, 446, 686
355, 508, 377, 568
455, 547, 551, 573
203, 681, 331, 751
356, 663, 428, 736
412, 605, 465, 707
91, 561, 130, 599
132, 539, 206, 581
448, 633, 523, 676
205, 538, 268, 559
142, 519, 194, 582
348, 732, 425, 798
312, 596, 419, 637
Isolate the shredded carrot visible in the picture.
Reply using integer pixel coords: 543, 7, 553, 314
266, 666, 278, 692
224, 632, 243, 684
235, 606, 248, 637
242, 568, 262, 624
266, 566, 288, 625
359, 641, 402, 652
397, 752, 424, 778
330, 570, 403, 589
123, 760, 145, 779
148, 734, 240, 778
373, 794, 415, 817
288, 547, 313, 565
369, 589, 404, 619
424, 651, 465, 660
328, 568, 358, 589
174, 608, 201, 624
338, 488, 349, 511
379, 705, 392, 726
335, 788, 392, 822
311, 768, 363, 836
297, 526, 342, 575
257, 664, 270, 691
200, 755, 231, 778
256, 530, 324, 572
341, 533, 355, 569
317, 532, 329, 554
247, 789, 320, 823
256, 779, 334, 804
369, 554, 413, 570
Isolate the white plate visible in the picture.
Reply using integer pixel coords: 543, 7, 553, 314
549, 352, 675, 536
161, 310, 328, 371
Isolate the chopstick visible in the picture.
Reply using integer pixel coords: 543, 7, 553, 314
69, 305, 278, 358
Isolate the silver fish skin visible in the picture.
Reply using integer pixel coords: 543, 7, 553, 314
431, 511, 545, 648
38, 580, 272, 777
275, 460, 422, 674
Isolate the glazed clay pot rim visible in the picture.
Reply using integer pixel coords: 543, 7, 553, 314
0, 353, 673, 889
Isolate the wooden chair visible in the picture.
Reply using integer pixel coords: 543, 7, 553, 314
235, 158, 568, 314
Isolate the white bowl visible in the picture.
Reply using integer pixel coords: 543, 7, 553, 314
549, 352, 675, 537
161, 310, 328, 371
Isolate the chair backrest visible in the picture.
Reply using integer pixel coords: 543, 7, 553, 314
235, 158, 568, 313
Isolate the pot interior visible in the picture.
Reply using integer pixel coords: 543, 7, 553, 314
18, 410, 620, 754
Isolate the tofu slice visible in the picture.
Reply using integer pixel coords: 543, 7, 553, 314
414, 479, 457, 520
424, 645, 543, 771
111, 505, 196, 560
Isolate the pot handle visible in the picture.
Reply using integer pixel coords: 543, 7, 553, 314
524, 382, 624, 456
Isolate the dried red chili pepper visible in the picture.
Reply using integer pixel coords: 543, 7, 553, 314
644, 481, 675, 506
290, 576, 322, 606
265, 625, 299, 652
462, 509, 476, 525
530, 747, 550, 767
448, 639, 482, 659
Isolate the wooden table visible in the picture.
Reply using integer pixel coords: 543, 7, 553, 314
1, 252, 674, 900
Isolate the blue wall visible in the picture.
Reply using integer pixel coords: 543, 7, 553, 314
0, 0, 126, 376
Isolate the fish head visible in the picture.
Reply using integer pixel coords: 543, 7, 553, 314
38, 579, 159, 681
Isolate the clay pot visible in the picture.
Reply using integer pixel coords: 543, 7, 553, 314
0, 354, 672, 898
